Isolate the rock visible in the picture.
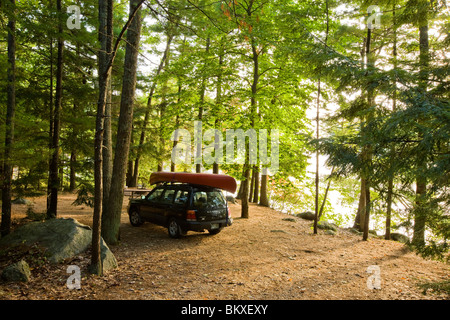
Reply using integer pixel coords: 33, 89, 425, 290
369, 230, 378, 236
226, 195, 236, 204
316, 221, 338, 232
0, 218, 117, 271
325, 230, 336, 235
270, 229, 287, 233
282, 218, 296, 222
390, 232, 410, 244
11, 198, 32, 205
295, 211, 315, 220
347, 228, 362, 235
1, 260, 31, 282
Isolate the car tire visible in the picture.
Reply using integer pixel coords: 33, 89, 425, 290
129, 209, 143, 227
168, 218, 185, 238
208, 228, 222, 235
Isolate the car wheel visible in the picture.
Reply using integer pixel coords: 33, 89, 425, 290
208, 228, 222, 235
168, 218, 185, 238
129, 209, 143, 227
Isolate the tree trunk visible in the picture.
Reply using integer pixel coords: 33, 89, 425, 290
69, 151, 76, 192
362, 179, 371, 241
318, 167, 334, 219
259, 169, 269, 207
314, 0, 329, 234
249, 167, 255, 202
241, 164, 250, 218
213, 47, 224, 175
103, 29, 113, 205
196, 37, 210, 174
1, 0, 16, 237
102, 0, 142, 245
353, 178, 366, 231
91, 0, 113, 275
46, 19, 54, 214
412, 0, 429, 247
362, 26, 374, 241
386, 4, 397, 240
313, 78, 321, 234
252, 165, 259, 203
47, 0, 64, 219
385, 177, 393, 240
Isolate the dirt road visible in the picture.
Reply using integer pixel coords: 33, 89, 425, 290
1, 193, 448, 300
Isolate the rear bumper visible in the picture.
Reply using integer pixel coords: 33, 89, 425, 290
180, 218, 232, 232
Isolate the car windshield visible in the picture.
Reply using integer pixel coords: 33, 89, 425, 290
193, 190, 226, 208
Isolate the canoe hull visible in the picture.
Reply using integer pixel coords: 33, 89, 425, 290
150, 172, 237, 193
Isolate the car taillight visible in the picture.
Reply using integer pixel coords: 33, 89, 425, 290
186, 210, 196, 221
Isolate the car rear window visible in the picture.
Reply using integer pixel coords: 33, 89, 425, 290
193, 190, 226, 208
174, 190, 189, 205
161, 189, 176, 204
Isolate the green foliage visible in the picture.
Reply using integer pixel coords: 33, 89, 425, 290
72, 180, 95, 208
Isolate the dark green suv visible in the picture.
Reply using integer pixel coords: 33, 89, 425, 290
128, 183, 232, 238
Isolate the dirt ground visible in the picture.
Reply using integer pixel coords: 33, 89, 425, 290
0, 192, 448, 300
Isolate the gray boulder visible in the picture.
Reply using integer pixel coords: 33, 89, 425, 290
390, 232, 410, 244
295, 211, 315, 220
316, 220, 338, 232
226, 195, 237, 204
11, 198, 32, 205
1, 260, 31, 282
0, 218, 117, 271
347, 228, 362, 235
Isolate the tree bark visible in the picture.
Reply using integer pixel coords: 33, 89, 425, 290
102, 0, 142, 245
1, 0, 16, 237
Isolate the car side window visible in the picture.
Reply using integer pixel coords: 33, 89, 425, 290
193, 191, 208, 208
161, 188, 176, 204
147, 188, 164, 202
174, 190, 189, 205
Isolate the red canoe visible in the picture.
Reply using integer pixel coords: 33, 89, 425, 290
150, 172, 237, 193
